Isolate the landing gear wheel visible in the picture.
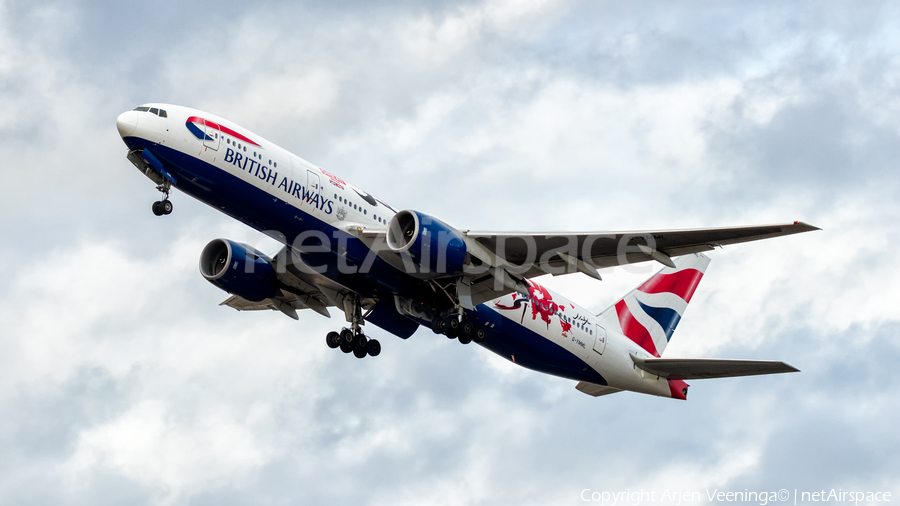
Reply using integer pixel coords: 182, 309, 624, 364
458, 332, 472, 345
366, 339, 381, 357
444, 316, 459, 339
326, 331, 340, 349
352, 332, 368, 358
339, 329, 354, 346
473, 328, 486, 343
152, 201, 163, 216
160, 199, 173, 215
339, 341, 353, 353
460, 319, 474, 339
432, 316, 446, 334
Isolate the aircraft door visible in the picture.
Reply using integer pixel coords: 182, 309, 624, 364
593, 324, 607, 354
307, 170, 321, 203
204, 121, 220, 151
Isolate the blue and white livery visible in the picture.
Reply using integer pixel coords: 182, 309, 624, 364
116, 104, 819, 400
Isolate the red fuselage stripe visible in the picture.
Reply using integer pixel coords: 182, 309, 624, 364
186, 116, 261, 147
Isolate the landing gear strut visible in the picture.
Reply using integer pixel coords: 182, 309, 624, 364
151, 182, 173, 216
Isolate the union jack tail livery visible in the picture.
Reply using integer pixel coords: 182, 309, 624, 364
598, 253, 711, 357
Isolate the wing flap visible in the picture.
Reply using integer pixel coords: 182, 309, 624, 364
631, 356, 800, 380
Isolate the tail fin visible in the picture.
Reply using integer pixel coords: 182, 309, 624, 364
597, 253, 711, 357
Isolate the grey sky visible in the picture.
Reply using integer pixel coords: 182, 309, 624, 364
1, 1, 898, 504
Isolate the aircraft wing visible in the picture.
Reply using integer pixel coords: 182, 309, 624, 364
348, 220, 819, 307
631, 357, 800, 380
457, 221, 819, 306
466, 221, 819, 276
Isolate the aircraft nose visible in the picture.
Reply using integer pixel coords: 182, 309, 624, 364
116, 110, 138, 137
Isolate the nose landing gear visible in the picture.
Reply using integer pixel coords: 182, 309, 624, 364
152, 199, 173, 216
151, 182, 173, 216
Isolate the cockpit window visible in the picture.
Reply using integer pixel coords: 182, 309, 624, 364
132, 106, 168, 117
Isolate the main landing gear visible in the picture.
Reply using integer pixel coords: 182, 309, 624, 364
432, 314, 486, 345
325, 295, 380, 358
151, 182, 173, 216
326, 328, 381, 358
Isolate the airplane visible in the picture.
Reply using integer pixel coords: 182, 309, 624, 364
116, 103, 819, 400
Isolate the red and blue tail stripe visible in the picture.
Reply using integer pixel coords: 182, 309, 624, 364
637, 268, 704, 303
600, 253, 711, 357
637, 300, 682, 341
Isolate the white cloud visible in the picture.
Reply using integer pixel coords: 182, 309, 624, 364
1, 1, 899, 504
62, 400, 271, 505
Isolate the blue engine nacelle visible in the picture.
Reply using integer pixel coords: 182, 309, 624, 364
199, 239, 279, 302
386, 210, 467, 278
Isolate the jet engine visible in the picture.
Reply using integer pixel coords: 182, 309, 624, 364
386, 210, 467, 278
199, 239, 280, 302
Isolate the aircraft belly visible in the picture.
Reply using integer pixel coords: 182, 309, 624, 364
484, 289, 670, 395
479, 305, 608, 385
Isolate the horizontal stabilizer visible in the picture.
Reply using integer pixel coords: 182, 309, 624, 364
575, 382, 623, 397
631, 356, 799, 380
